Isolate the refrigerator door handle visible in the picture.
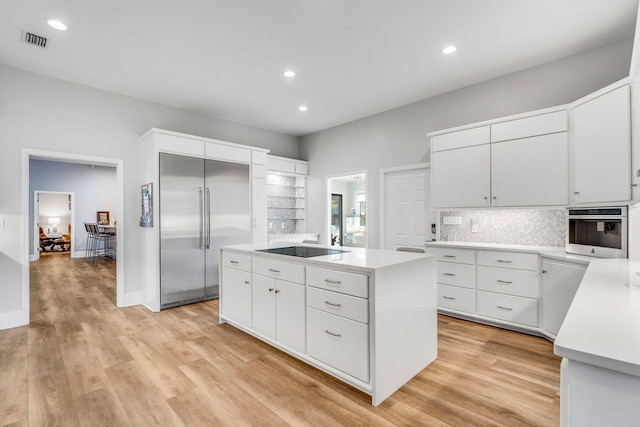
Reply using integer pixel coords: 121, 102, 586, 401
199, 187, 204, 249
206, 187, 211, 249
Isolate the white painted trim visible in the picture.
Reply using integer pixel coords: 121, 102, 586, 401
0, 310, 28, 331
379, 163, 430, 250
325, 170, 368, 248
21, 149, 126, 329
122, 291, 143, 307
139, 127, 271, 153
71, 250, 87, 259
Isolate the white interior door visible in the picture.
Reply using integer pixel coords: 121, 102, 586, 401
383, 167, 433, 250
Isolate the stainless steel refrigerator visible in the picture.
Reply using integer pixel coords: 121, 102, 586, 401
159, 153, 251, 309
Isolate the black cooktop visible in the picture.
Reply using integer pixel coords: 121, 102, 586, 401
257, 246, 349, 258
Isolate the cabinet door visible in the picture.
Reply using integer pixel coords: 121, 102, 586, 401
252, 177, 267, 245
431, 144, 491, 208
252, 274, 276, 339
542, 260, 586, 336
491, 133, 568, 206
221, 267, 252, 327
275, 280, 306, 353
572, 86, 631, 204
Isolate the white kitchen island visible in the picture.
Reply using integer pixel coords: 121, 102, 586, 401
219, 243, 437, 406
554, 258, 640, 427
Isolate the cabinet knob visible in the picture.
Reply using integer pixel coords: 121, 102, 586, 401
484, 196, 488, 200
268, 288, 274, 292
542, 270, 547, 274
275, 289, 280, 293
244, 281, 250, 285
574, 191, 580, 195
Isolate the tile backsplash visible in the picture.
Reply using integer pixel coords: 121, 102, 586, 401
439, 209, 566, 247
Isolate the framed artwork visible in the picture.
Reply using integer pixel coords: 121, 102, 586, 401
140, 183, 153, 227
97, 211, 110, 226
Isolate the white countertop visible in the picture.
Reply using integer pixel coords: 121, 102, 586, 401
222, 243, 430, 273
554, 258, 640, 377
425, 241, 592, 264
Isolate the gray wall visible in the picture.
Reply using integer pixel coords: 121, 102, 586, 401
300, 39, 633, 248
0, 64, 298, 320
29, 160, 117, 256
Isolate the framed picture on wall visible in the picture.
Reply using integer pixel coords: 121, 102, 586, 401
97, 211, 110, 226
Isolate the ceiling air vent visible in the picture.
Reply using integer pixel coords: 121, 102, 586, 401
23, 31, 48, 48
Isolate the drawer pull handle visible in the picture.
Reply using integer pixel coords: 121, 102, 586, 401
496, 280, 513, 284
442, 273, 456, 276
324, 301, 342, 307
229, 260, 239, 264
324, 279, 342, 285
324, 329, 342, 338
268, 268, 281, 273
497, 305, 513, 311
496, 260, 512, 263
443, 296, 456, 300
443, 255, 456, 258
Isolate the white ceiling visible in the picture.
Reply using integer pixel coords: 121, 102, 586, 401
0, 1, 637, 137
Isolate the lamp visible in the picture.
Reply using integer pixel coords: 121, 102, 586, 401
48, 217, 60, 233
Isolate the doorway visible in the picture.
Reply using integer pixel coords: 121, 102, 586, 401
34, 191, 74, 261
379, 163, 436, 251
21, 149, 125, 326
326, 172, 367, 248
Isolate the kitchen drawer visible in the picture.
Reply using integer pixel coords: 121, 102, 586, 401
221, 252, 252, 272
306, 267, 368, 298
438, 284, 475, 314
307, 308, 369, 382
437, 261, 475, 289
476, 250, 538, 271
426, 247, 475, 265
477, 266, 538, 298
477, 291, 538, 327
307, 287, 368, 324
490, 110, 568, 143
252, 257, 305, 284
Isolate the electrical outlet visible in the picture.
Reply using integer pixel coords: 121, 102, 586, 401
471, 218, 479, 233
442, 216, 462, 225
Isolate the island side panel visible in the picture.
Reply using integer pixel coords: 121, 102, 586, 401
371, 256, 437, 406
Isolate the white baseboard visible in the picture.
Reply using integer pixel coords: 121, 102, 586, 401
72, 251, 87, 259
122, 291, 143, 307
29, 254, 37, 262
0, 309, 28, 331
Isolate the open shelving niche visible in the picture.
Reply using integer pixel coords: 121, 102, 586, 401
266, 173, 307, 234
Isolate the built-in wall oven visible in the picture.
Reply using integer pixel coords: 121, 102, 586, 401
566, 206, 627, 258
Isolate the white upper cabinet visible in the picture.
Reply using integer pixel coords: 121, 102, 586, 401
432, 143, 491, 208
490, 111, 567, 142
267, 155, 309, 176
491, 133, 568, 207
431, 126, 490, 152
572, 85, 631, 205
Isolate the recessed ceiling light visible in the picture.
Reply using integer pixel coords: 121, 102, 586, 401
284, 70, 296, 78
298, 105, 308, 112
47, 19, 67, 31
442, 45, 457, 55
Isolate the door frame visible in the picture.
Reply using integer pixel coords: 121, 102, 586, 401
21, 149, 125, 326
32, 191, 75, 261
379, 163, 430, 250
325, 170, 368, 248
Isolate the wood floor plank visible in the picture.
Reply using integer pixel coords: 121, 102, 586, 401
27, 371, 74, 426
58, 331, 110, 397
80, 322, 134, 369
118, 334, 196, 399
0, 346, 28, 426
73, 386, 130, 427
105, 360, 185, 426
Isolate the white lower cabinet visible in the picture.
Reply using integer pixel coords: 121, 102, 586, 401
437, 284, 475, 313
307, 308, 369, 382
542, 259, 586, 337
221, 266, 252, 328
252, 271, 306, 353
477, 291, 538, 327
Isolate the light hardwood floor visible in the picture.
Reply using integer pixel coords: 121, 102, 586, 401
1, 255, 561, 426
